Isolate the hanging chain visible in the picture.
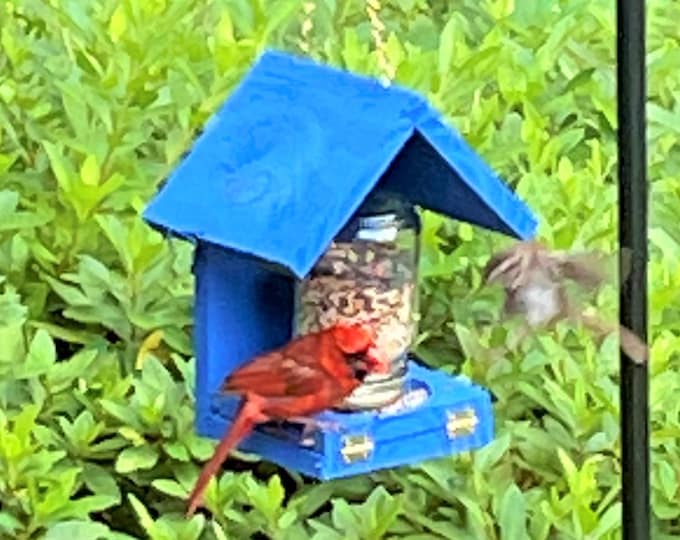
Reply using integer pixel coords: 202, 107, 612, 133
297, 0, 317, 54
297, 0, 395, 86
297, 0, 395, 85
366, 0, 396, 86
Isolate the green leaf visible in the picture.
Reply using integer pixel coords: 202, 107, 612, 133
43, 274, 90, 306
330, 499, 359, 534
80, 154, 101, 186
162, 441, 189, 461
0, 190, 19, 216
497, 483, 527, 540
115, 445, 159, 474
438, 14, 457, 75
0, 209, 53, 232
44, 349, 99, 391
81, 464, 121, 501
0, 512, 22, 534
648, 102, 680, 137
151, 479, 187, 499
68, 494, 120, 516
15, 329, 56, 378
185, 433, 215, 461
95, 214, 134, 274
589, 502, 622, 538
267, 474, 286, 511
140, 355, 175, 392
658, 461, 678, 500
127, 494, 160, 538
456, 493, 489, 539
474, 432, 511, 471
211, 521, 229, 540
100, 399, 143, 430
108, 5, 127, 43
42, 141, 73, 192
557, 447, 578, 479
44, 520, 111, 540
178, 514, 206, 540
262, 0, 299, 41
69, 410, 99, 445
365, 486, 402, 537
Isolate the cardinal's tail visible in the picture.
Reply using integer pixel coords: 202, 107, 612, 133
185, 398, 260, 517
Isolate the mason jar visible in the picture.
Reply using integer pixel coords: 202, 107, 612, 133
293, 191, 420, 410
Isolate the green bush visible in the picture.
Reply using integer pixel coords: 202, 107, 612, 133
0, 0, 678, 538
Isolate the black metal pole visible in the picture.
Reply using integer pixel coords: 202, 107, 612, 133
617, 0, 649, 538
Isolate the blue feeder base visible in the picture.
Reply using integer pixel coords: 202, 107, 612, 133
196, 360, 494, 480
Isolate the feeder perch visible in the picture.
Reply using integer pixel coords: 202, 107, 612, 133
143, 50, 538, 479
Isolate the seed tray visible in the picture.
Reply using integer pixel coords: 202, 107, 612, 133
198, 361, 495, 479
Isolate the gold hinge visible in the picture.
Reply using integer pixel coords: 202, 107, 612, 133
340, 434, 374, 463
446, 408, 479, 439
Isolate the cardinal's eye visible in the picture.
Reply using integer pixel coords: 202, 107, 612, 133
353, 367, 368, 381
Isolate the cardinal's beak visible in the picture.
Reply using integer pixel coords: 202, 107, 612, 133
366, 346, 390, 374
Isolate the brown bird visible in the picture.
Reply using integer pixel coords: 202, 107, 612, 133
185, 323, 387, 517
483, 240, 648, 364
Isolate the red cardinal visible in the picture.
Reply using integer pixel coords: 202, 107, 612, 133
185, 324, 386, 516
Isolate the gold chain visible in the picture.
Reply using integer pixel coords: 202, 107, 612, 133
297, 0, 395, 86
298, 0, 316, 54
366, 0, 395, 86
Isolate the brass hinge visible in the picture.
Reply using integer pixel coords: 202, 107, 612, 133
446, 408, 479, 439
340, 434, 374, 463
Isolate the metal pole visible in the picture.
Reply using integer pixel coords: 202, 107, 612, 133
616, 0, 649, 538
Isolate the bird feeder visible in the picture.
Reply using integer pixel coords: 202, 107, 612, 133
143, 50, 538, 479
294, 191, 420, 410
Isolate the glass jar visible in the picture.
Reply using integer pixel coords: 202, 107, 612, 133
293, 191, 420, 410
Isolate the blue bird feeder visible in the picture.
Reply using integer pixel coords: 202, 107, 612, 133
143, 50, 538, 479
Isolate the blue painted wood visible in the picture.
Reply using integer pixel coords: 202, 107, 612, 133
143, 49, 538, 279
193, 242, 493, 478
199, 361, 494, 480
193, 242, 294, 425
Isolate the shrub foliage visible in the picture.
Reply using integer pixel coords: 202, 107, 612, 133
0, 0, 679, 538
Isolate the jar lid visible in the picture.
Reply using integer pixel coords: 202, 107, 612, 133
335, 190, 420, 242
356, 213, 399, 242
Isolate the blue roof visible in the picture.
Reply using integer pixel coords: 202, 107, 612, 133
143, 49, 538, 277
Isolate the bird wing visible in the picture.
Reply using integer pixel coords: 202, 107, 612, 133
554, 251, 608, 290
220, 334, 336, 398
